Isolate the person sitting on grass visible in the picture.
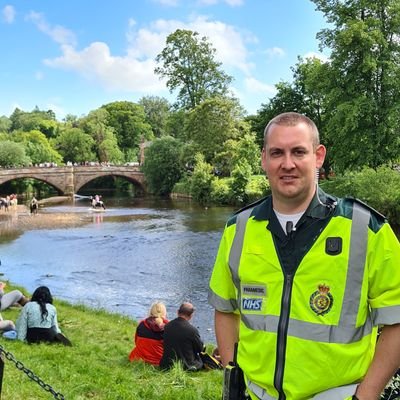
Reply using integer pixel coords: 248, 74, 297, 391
15, 286, 71, 346
0, 281, 29, 311
160, 302, 204, 371
129, 301, 169, 366
0, 313, 16, 338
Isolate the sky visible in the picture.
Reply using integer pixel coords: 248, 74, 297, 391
0, 0, 329, 121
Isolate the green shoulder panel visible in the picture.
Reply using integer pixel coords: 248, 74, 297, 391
335, 197, 387, 234
226, 196, 269, 228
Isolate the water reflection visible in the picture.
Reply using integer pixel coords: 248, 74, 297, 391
0, 198, 234, 343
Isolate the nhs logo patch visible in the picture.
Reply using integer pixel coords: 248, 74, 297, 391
242, 298, 263, 311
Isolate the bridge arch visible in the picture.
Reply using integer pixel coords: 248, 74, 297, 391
75, 172, 145, 193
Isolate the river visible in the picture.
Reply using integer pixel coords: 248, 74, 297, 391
0, 197, 235, 344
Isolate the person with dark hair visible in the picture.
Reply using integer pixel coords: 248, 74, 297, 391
160, 302, 204, 371
15, 286, 71, 346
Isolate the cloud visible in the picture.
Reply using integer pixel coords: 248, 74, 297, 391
26, 11, 76, 46
244, 77, 276, 95
302, 51, 329, 63
126, 15, 255, 74
44, 43, 166, 93
37, 12, 256, 96
2, 5, 15, 24
265, 47, 286, 59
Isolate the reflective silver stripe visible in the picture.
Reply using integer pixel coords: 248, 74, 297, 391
339, 202, 370, 327
208, 288, 238, 312
248, 379, 358, 399
312, 383, 358, 399
248, 380, 276, 400
229, 207, 253, 290
371, 305, 400, 325
242, 313, 373, 343
228, 202, 372, 343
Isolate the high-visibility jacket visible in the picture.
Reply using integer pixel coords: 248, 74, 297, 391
208, 191, 400, 400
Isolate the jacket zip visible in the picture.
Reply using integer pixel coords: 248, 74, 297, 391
274, 273, 294, 400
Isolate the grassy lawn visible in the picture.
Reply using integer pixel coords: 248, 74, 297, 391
0, 284, 222, 400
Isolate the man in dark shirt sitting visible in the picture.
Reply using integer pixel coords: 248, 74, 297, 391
160, 302, 204, 371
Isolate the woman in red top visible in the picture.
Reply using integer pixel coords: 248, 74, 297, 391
129, 302, 168, 366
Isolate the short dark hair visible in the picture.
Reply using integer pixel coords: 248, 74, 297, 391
178, 302, 195, 318
264, 112, 320, 149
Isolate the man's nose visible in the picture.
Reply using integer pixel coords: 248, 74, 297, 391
281, 153, 295, 169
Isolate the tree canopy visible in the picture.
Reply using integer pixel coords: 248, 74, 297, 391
312, 0, 400, 171
155, 29, 233, 110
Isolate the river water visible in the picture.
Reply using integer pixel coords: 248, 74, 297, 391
0, 197, 234, 344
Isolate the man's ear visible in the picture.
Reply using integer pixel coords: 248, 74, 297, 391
315, 144, 326, 168
261, 148, 267, 175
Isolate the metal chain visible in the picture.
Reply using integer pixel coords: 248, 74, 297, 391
0, 343, 65, 399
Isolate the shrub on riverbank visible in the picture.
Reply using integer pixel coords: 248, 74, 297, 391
320, 166, 400, 228
0, 284, 222, 399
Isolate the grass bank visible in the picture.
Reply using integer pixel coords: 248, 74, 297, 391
0, 284, 222, 400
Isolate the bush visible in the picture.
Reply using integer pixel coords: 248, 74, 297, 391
320, 166, 400, 227
210, 178, 232, 204
190, 154, 215, 205
172, 173, 192, 196
246, 175, 270, 203
142, 137, 184, 195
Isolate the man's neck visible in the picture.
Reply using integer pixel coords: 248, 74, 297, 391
272, 189, 315, 214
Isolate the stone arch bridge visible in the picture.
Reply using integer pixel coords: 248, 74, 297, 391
0, 166, 146, 196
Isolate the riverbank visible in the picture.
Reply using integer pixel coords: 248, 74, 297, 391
0, 199, 87, 233
1, 284, 221, 399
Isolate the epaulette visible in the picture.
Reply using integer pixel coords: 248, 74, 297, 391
232, 196, 269, 216
226, 196, 269, 227
346, 197, 387, 221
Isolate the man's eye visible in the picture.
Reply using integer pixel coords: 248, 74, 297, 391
294, 150, 306, 156
270, 151, 282, 157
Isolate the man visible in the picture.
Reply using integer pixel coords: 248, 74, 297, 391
160, 302, 204, 371
208, 112, 400, 399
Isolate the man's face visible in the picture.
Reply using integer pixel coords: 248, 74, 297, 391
261, 122, 326, 212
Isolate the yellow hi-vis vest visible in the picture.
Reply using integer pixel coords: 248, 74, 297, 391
209, 197, 400, 400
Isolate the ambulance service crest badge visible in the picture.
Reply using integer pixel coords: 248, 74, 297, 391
309, 284, 333, 315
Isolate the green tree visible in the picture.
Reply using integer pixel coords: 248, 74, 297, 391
0, 140, 30, 167
190, 153, 214, 205
313, 0, 400, 171
214, 131, 261, 176
139, 96, 171, 138
230, 161, 252, 205
249, 57, 330, 147
53, 127, 95, 163
142, 136, 184, 195
166, 109, 188, 141
80, 109, 122, 163
184, 96, 243, 163
11, 130, 62, 165
155, 29, 233, 110
9, 107, 58, 137
101, 101, 153, 159
0, 116, 11, 133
